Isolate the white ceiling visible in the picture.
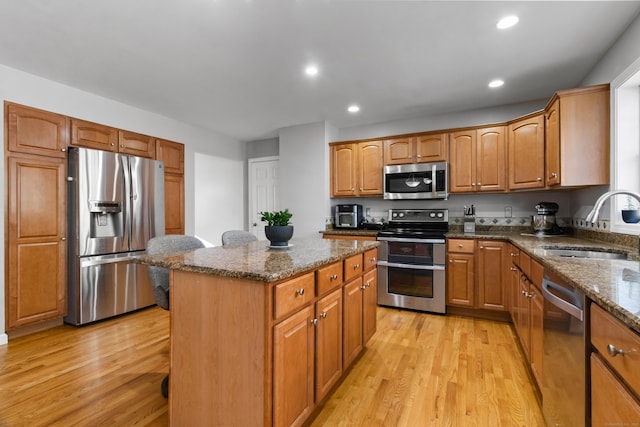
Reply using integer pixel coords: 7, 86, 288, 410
1, 1, 639, 142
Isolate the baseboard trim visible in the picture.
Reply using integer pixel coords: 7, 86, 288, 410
0, 333, 8, 346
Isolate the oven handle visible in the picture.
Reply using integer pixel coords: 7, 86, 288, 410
377, 237, 446, 244
377, 260, 445, 271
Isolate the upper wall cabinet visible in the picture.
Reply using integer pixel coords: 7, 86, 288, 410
6, 103, 69, 158
118, 130, 155, 158
545, 84, 610, 188
71, 118, 118, 152
449, 126, 506, 193
508, 112, 545, 190
383, 132, 447, 165
156, 138, 185, 174
330, 141, 383, 197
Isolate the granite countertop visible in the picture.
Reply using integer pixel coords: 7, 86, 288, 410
449, 230, 640, 334
136, 238, 379, 283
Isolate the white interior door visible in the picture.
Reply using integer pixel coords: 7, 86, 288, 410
248, 156, 279, 240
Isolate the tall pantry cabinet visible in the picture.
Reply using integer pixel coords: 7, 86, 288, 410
5, 103, 68, 329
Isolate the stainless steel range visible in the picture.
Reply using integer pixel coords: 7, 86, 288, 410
377, 208, 448, 313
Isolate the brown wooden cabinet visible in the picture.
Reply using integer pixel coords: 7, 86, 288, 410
314, 288, 343, 403
117, 130, 155, 158
343, 276, 364, 368
6, 154, 67, 329
330, 141, 383, 197
362, 268, 377, 343
5, 103, 69, 158
590, 303, 640, 425
273, 305, 315, 427
70, 118, 118, 152
384, 133, 447, 165
507, 112, 545, 190
477, 240, 508, 311
447, 239, 475, 307
545, 84, 610, 188
155, 139, 185, 235
449, 126, 506, 193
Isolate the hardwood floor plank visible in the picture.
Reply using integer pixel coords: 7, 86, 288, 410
0, 305, 543, 426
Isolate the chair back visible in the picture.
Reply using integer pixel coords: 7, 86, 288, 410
221, 230, 258, 246
147, 235, 205, 310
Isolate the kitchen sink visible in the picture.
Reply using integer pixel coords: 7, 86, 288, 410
543, 247, 628, 260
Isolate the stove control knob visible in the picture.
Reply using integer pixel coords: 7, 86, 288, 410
398, 213, 405, 218
436, 212, 444, 218
429, 212, 436, 218
392, 212, 398, 218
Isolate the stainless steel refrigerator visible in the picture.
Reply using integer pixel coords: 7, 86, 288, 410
65, 147, 165, 325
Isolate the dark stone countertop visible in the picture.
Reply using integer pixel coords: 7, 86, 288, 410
136, 237, 380, 283
448, 230, 640, 334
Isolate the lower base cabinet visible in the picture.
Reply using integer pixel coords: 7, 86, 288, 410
591, 354, 640, 425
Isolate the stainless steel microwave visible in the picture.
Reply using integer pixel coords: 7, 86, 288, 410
383, 162, 448, 200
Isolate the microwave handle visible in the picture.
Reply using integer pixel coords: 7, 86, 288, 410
431, 163, 437, 198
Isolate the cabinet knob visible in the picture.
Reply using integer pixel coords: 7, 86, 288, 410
416, 155, 421, 158
510, 253, 518, 257
60, 148, 66, 152
370, 257, 377, 263
528, 292, 535, 299
311, 318, 318, 326
471, 183, 476, 186
320, 312, 327, 319
110, 143, 115, 146
607, 344, 625, 357
296, 288, 305, 296
458, 244, 463, 248
351, 188, 355, 192
365, 281, 372, 288
361, 285, 367, 290
359, 187, 363, 191
449, 259, 453, 263
477, 182, 482, 186
510, 267, 517, 271
479, 246, 484, 249
60, 237, 67, 241
537, 177, 542, 181
549, 172, 558, 179
353, 263, 360, 269
330, 274, 338, 280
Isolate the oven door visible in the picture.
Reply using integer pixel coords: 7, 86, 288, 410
377, 261, 446, 313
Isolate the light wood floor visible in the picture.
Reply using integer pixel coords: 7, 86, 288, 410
0, 306, 544, 426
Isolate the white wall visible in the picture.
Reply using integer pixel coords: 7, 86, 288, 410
0, 64, 245, 343
279, 121, 335, 239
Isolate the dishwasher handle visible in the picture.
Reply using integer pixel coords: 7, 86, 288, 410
542, 278, 584, 321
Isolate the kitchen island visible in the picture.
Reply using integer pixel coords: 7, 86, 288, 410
137, 237, 379, 427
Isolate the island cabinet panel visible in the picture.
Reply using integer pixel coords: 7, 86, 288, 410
273, 305, 315, 427
362, 268, 378, 343
169, 271, 267, 427
6, 102, 69, 158
70, 118, 118, 152
273, 272, 315, 320
6, 154, 67, 329
343, 277, 364, 368
315, 289, 343, 402
507, 113, 545, 190
344, 253, 364, 282
591, 353, 640, 425
363, 248, 378, 271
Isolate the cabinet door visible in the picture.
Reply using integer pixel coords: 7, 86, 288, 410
6, 103, 69, 158
7, 155, 67, 328
343, 277, 364, 368
516, 276, 531, 359
164, 173, 185, 235
273, 305, 314, 427
591, 354, 640, 426
476, 126, 506, 192
415, 133, 447, 162
509, 262, 519, 325
383, 137, 413, 165
330, 144, 357, 197
545, 98, 561, 187
446, 252, 475, 307
477, 241, 508, 311
508, 114, 545, 190
315, 289, 343, 402
362, 269, 377, 343
70, 118, 118, 152
530, 283, 544, 388
118, 130, 155, 158
449, 130, 476, 193
155, 138, 184, 174
358, 140, 383, 195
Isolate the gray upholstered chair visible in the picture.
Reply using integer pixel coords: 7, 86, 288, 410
221, 230, 258, 245
147, 234, 205, 397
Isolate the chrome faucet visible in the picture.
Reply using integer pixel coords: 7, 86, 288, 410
585, 190, 640, 223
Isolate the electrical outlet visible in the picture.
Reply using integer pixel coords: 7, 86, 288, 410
505, 206, 512, 218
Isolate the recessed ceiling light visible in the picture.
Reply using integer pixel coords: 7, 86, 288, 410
489, 79, 504, 88
347, 105, 360, 113
497, 15, 519, 30
304, 64, 319, 77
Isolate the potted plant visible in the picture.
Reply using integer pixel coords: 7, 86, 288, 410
621, 196, 640, 224
259, 209, 294, 246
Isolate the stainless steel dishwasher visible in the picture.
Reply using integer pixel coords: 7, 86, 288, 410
542, 271, 587, 427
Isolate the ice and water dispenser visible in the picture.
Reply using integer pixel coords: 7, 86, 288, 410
88, 200, 123, 239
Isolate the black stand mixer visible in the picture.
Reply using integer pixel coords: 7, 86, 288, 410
532, 202, 563, 235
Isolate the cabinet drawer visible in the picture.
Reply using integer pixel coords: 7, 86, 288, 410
591, 353, 640, 425
363, 248, 378, 271
591, 303, 640, 397
509, 245, 520, 267
448, 239, 475, 254
530, 259, 544, 287
274, 272, 315, 319
519, 251, 531, 278
316, 262, 343, 296
344, 254, 363, 282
